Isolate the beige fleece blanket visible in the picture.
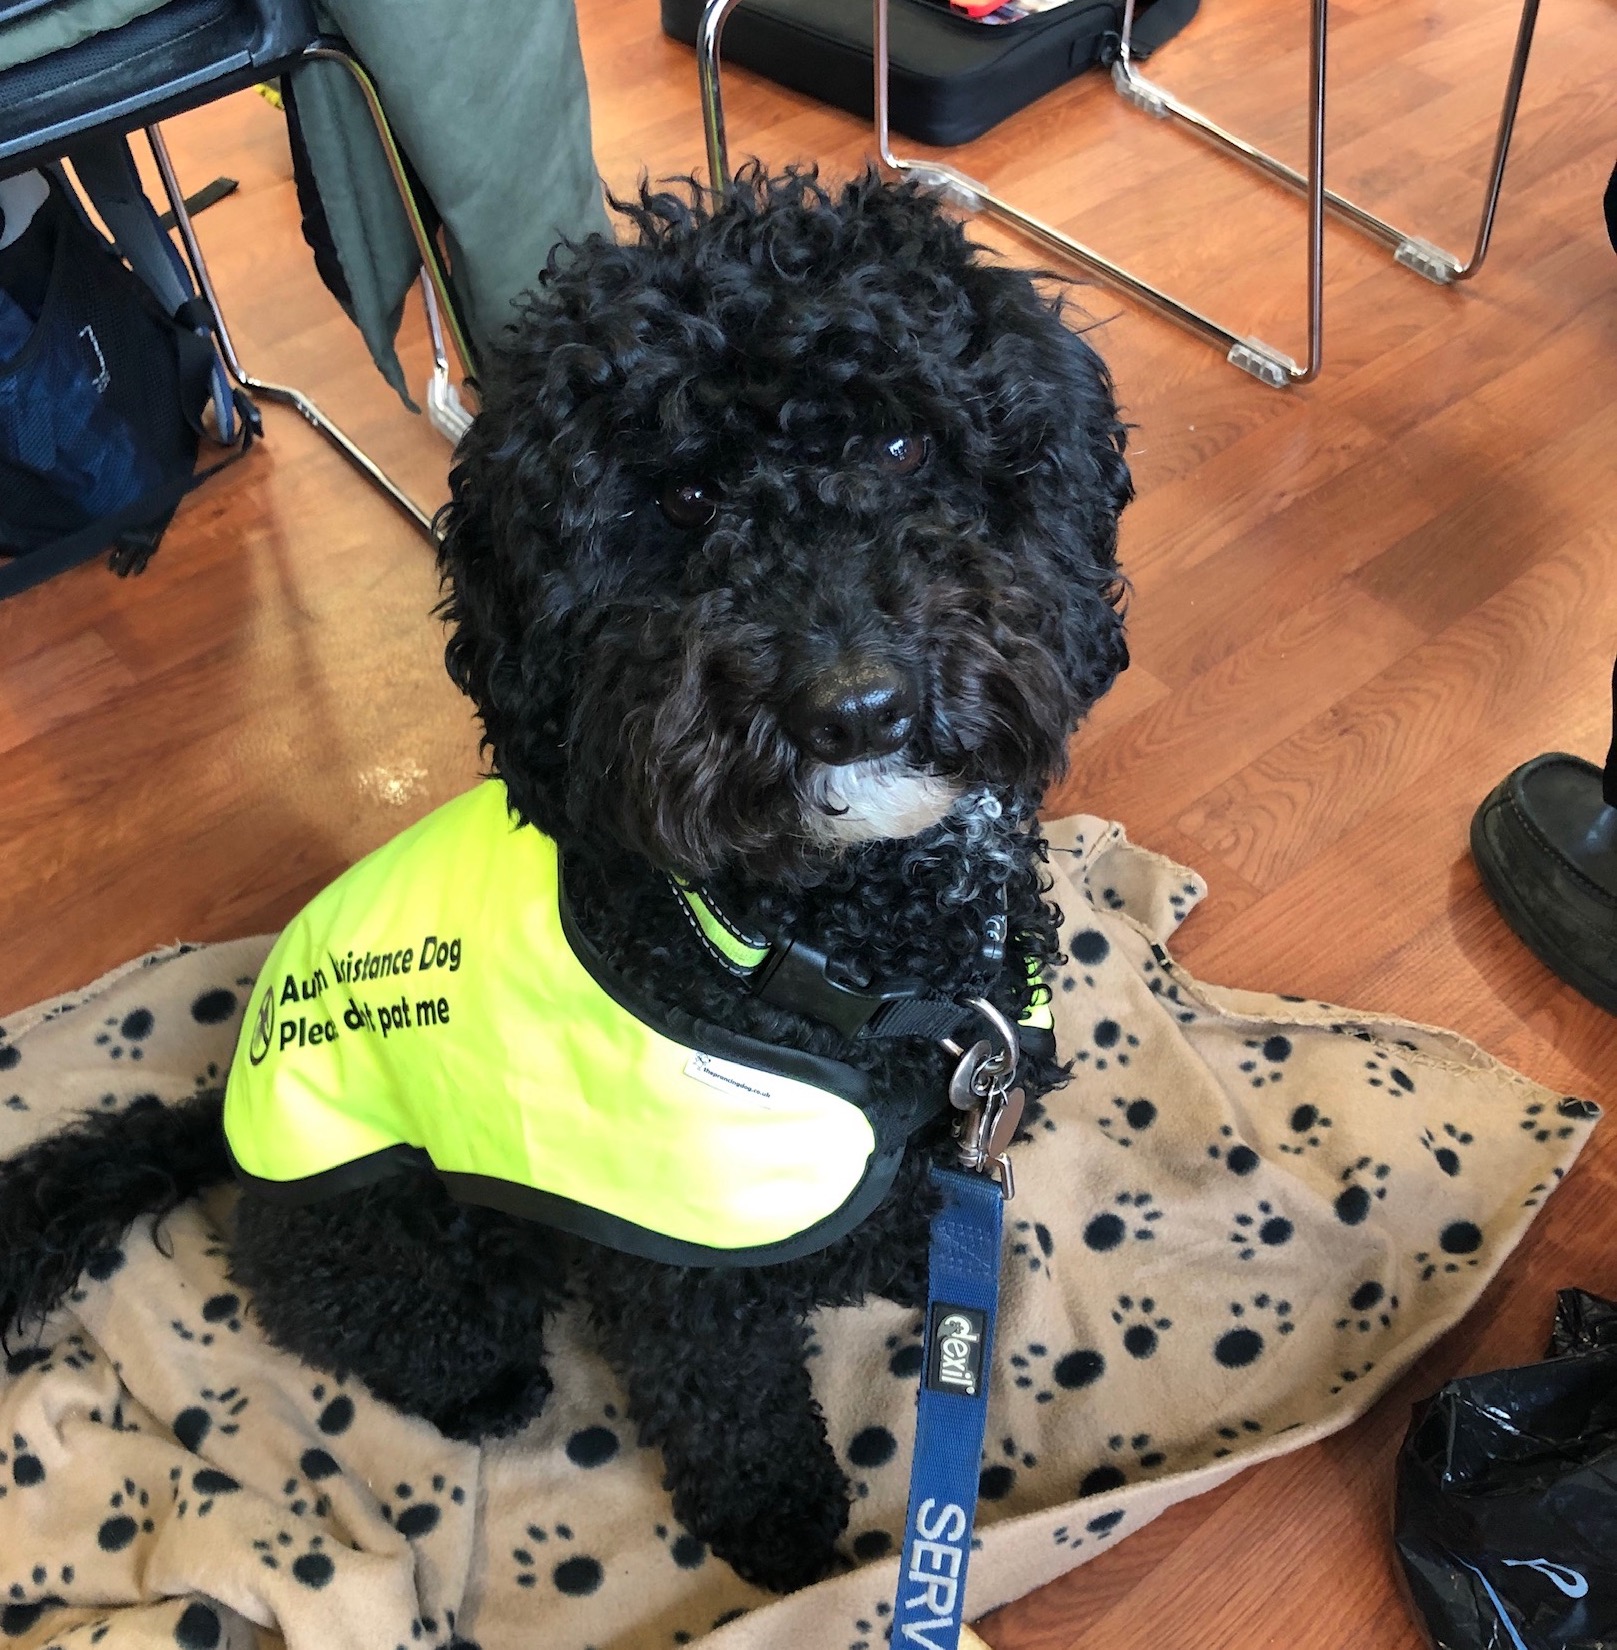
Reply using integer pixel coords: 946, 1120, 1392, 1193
0, 818, 1598, 1650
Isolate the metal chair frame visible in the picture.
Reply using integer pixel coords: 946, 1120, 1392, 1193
145, 40, 478, 540
697, 0, 1541, 388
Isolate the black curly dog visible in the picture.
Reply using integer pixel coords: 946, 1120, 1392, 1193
0, 168, 1130, 1594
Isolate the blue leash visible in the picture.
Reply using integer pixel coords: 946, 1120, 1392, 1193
891, 1164, 1005, 1650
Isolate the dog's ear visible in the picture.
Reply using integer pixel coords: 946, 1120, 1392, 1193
435, 410, 577, 837
964, 257, 1132, 556
952, 253, 1134, 713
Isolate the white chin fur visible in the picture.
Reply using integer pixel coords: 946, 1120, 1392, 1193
805, 763, 960, 847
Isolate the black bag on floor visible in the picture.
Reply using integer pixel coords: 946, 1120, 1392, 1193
660, 0, 1198, 148
0, 138, 252, 602
1393, 1289, 1617, 1650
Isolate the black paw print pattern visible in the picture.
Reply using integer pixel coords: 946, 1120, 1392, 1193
1010, 1217, 1056, 1273
653, 1520, 709, 1571
307, 1382, 356, 1440
190, 987, 241, 1026
1143, 947, 1199, 1024
279, 1449, 337, 1523
1210, 1417, 1266, 1459
850, 1526, 895, 1562
511, 1523, 604, 1597
1212, 1294, 1295, 1368
1096, 1095, 1157, 1148
0, 1597, 66, 1640
846, 1425, 899, 1502
1206, 1126, 1261, 1177
1413, 1220, 1486, 1282
1522, 1097, 1599, 1144
1110, 1295, 1173, 1359
5, 1332, 98, 1379
1238, 1035, 1292, 1089
93, 1008, 156, 1063
0, 1557, 82, 1641
1335, 1279, 1400, 1334
1327, 1355, 1381, 1395
1052, 1494, 1127, 1549
1227, 1201, 1294, 1261
175, 1465, 243, 1520
171, 1385, 249, 1452
3, 1433, 47, 1495
884, 1323, 924, 1379
1063, 927, 1111, 990
1333, 1158, 1391, 1225
1083, 1192, 1162, 1252
97, 1478, 156, 1550
1008, 1341, 1109, 1403
1275, 1102, 1333, 1158
1523, 1166, 1569, 1209
1077, 1432, 1167, 1491
251, 1530, 337, 1589
978, 1432, 1040, 1503
1420, 1123, 1474, 1177
1363, 1054, 1416, 1094
1005, 1340, 1051, 1400
171, 1291, 247, 1348
1074, 1019, 1141, 1072
378, 1470, 463, 1540
563, 1404, 627, 1469
841, 1600, 893, 1650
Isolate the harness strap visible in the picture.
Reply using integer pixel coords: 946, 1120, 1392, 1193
671, 876, 1052, 1044
892, 1166, 1003, 1650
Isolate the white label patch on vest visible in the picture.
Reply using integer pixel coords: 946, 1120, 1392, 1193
683, 1050, 818, 1111
925, 1303, 986, 1396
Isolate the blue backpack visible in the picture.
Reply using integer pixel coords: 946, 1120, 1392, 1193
0, 135, 253, 601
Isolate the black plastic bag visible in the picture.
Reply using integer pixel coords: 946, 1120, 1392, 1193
1394, 1291, 1617, 1650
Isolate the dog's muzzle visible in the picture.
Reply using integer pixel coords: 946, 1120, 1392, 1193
804, 760, 959, 847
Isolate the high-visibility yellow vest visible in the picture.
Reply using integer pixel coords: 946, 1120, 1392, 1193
225, 782, 1053, 1266
226, 782, 915, 1264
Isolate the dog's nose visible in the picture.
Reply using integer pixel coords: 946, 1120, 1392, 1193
785, 660, 918, 765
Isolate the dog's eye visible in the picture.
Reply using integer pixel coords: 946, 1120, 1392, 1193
875, 434, 928, 476
659, 481, 719, 530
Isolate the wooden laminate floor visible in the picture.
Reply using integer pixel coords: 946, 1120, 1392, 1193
2, 0, 1614, 1644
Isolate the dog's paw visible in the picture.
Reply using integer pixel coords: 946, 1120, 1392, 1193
706, 1501, 846, 1595
679, 1449, 850, 1594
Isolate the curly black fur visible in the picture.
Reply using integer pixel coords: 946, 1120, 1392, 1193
0, 167, 1130, 1594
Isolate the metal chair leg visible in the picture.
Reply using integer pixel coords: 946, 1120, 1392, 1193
698, 0, 1533, 387
146, 123, 441, 541
698, 0, 1322, 387
1113, 0, 1539, 284
300, 41, 481, 385
421, 272, 474, 444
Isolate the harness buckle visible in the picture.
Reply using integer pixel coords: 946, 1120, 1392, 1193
753, 936, 930, 1039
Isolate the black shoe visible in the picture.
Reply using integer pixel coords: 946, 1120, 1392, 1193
1471, 753, 1617, 1014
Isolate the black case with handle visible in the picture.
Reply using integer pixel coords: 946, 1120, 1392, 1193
660, 0, 1198, 149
